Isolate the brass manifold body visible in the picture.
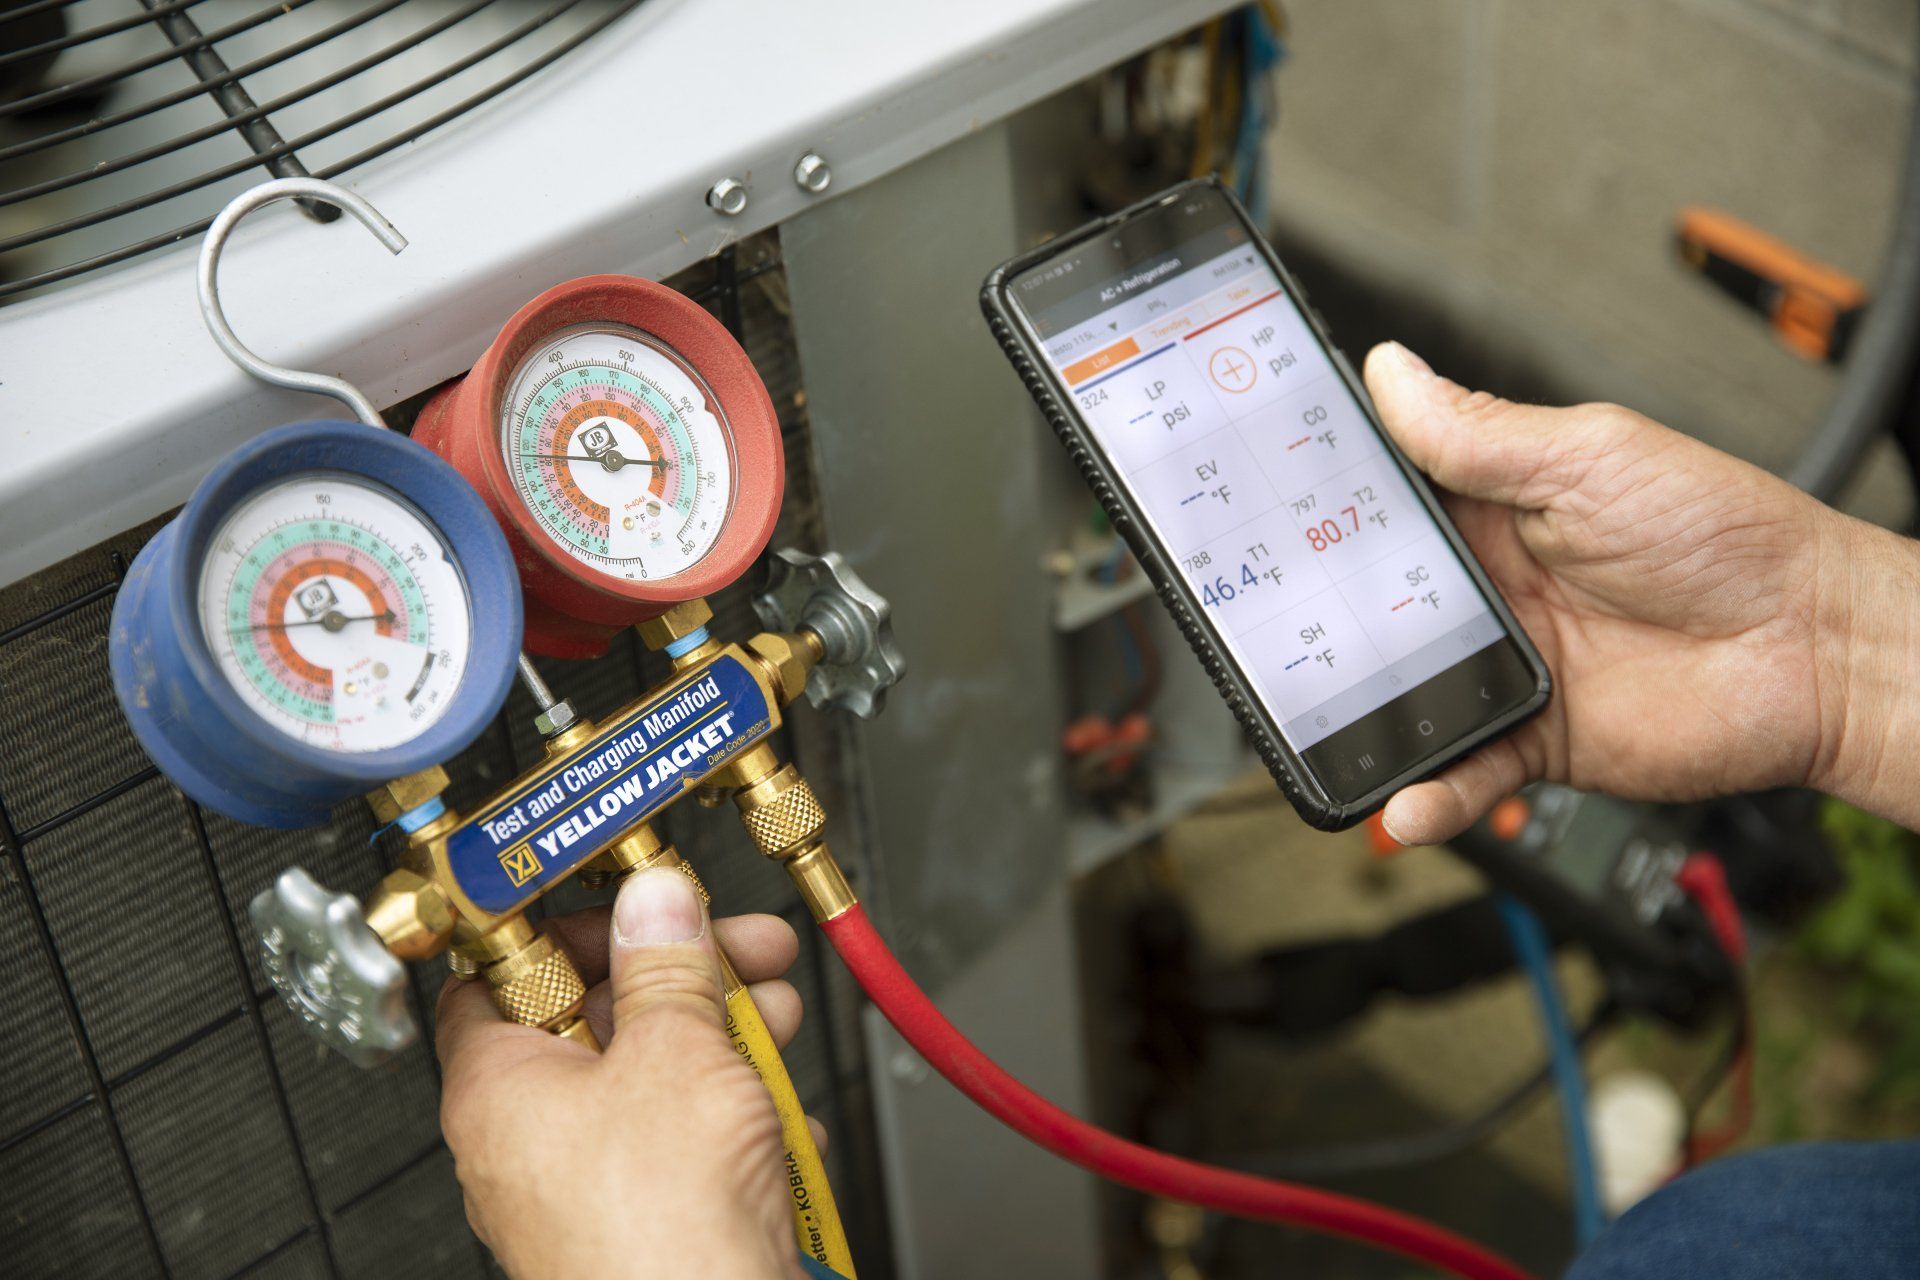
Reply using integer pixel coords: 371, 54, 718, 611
358, 598, 855, 1041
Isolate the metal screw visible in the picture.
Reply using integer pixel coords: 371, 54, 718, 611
793, 153, 831, 194
707, 177, 748, 215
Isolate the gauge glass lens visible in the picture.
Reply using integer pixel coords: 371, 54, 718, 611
500, 323, 736, 581
196, 474, 474, 753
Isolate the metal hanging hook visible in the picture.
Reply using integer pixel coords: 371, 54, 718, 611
197, 177, 409, 428
197, 179, 571, 729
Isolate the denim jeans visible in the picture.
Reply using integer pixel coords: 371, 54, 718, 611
1566, 1141, 1920, 1279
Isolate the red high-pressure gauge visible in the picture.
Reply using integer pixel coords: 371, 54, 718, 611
414, 276, 783, 657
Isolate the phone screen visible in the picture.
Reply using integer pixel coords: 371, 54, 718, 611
1005, 186, 1541, 803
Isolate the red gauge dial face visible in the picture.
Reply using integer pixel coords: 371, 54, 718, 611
499, 324, 735, 584
412, 274, 786, 657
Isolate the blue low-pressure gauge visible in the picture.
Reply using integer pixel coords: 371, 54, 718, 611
111, 420, 523, 827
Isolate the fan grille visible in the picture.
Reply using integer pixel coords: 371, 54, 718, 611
0, 0, 645, 304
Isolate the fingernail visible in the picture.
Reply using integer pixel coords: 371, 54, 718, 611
1389, 341, 1433, 377
613, 868, 707, 947
1379, 812, 1411, 846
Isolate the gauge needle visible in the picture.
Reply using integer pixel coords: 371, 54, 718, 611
245, 610, 395, 634
524, 450, 669, 471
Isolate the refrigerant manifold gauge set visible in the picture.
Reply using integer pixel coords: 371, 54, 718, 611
107, 180, 903, 1060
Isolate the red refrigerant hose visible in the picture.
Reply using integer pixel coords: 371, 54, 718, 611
821, 903, 1537, 1280
1675, 853, 1754, 1166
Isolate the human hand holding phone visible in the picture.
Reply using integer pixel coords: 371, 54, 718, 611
1367, 341, 1920, 844
987, 180, 1550, 827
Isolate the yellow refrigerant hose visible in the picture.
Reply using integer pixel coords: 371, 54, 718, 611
718, 949, 857, 1277
607, 845, 854, 1275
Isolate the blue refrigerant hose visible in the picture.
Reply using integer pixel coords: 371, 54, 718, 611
1496, 895, 1607, 1249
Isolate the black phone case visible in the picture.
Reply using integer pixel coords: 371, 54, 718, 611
980, 177, 1550, 831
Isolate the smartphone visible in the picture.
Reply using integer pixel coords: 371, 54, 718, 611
982, 178, 1550, 830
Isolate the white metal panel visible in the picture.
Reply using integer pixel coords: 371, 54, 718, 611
0, 0, 1233, 585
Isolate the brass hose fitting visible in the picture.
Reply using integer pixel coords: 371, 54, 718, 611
637, 598, 721, 667
362, 869, 454, 961
781, 844, 855, 924
554, 1018, 600, 1050
604, 827, 711, 906
543, 715, 598, 759
483, 932, 597, 1048
745, 629, 824, 707
673, 859, 712, 906
736, 765, 826, 859
607, 823, 668, 871
732, 764, 855, 922
366, 764, 450, 825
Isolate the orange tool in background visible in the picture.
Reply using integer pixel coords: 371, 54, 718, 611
1676, 206, 1868, 362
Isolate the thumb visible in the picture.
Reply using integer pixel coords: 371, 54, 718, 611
608, 867, 726, 1039
1362, 341, 1599, 509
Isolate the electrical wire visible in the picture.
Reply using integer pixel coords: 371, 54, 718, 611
1089, 531, 1160, 718
1673, 854, 1754, 1166
822, 903, 1536, 1280
1680, 976, 1751, 1167
1678, 944, 1750, 1165
1118, 603, 1163, 716
1237, 998, 1616, 1181
1496, 896, 1606, 1249
1231, 5, 1284, 226
1681, 967, 1746, 1121
1678, 855, 1750, 1136
719, 954, 857, 1277
1096, 538, 1147, 720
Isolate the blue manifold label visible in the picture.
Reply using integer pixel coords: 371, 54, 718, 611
446, 653, 774, 914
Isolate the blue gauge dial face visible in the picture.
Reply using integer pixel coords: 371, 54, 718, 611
195, 473, 473, 753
